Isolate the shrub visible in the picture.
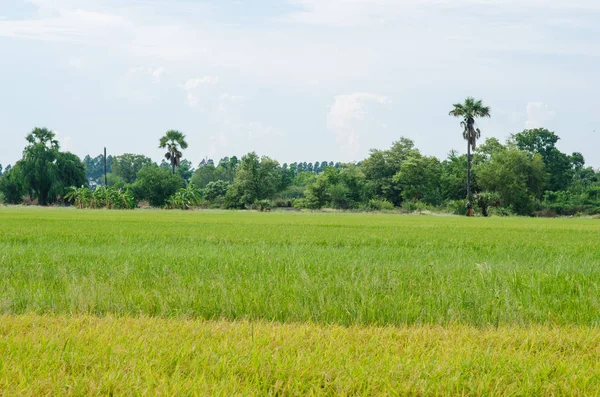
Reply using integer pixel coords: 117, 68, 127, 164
364, 198, 395, 211
273, 199, 293, 208
165, 184, 202, 210
251, 200, 273, 212
293, 198, 308, 209
445, 200, 467, 216
132, 165, 184, 207
64, 186, 136, 209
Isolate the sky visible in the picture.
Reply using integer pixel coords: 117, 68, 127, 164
0, 0, 599, 168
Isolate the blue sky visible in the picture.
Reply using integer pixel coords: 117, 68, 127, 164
1, 0, 599, 168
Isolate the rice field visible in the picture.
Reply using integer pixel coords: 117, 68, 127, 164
1, 207, 599, 395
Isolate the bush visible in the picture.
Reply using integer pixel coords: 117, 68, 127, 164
536, 209, 556, 218
364, 198, 395, 211
293, 198, 308, 209
273, 199, 293, 208
251, 200, 273, 212
0, 191, 5, 205
489, 206, 514, 217
401, 201, 430, 213
64, 186, 136, 209
445, 200, 467, 216
132, 165, 184, 207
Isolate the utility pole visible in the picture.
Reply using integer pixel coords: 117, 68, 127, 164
104, 147, 108, 186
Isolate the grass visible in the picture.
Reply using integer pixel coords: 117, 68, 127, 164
2, 207, 600, 394
3, 315, 600, 396
1, 206, 599, 326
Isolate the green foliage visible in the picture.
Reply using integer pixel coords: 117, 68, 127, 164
224, 153, 282, 208
476, 146, 546, 216
166, 184, 202, 210
364, 198, 395, 211
474, 191, 501, 217
132, 165, 185, 207
21, 128, 60, 205
161, 159, 194, 182
393, 154, 442, 205
83, 154, 113, 186
361, 138, 418, 205
53, 152, 87, 197
111, 154, 153, 184
0, 163, 25, 204
440, 151, 468, 201
204, 180, 230, 203
64, 186, 135, 209
445, 200, 468, 216
159, 130, 188, 174
250, 199, 273, 212
304, 176, 330, 209
106, 173, 127, 189
512, 128, 576, 192
449, 97, 491, 151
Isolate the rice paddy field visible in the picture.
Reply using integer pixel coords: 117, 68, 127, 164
1, 207, 599, 395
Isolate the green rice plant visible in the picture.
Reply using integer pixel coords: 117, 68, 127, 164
0, 207, 599, 326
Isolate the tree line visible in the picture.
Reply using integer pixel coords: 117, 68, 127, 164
1, 98, 598, 216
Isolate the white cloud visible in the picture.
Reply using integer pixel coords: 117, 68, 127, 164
525, 102, 556, 129
151, 67, 165, 83
285, 0, 600, 27
127, 66, 166, 83
181, 76, 219, 91
327, 93, 390, 154
180, 76, 220, 108
54, 131, 74, 152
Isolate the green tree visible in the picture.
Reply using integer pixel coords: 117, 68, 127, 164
440, 151, 468, 201
21, 127, 60, 206
476, 146, 546, 215
132, 165, 185, 207
393, 154, 442, 205
191, 164, 218, 189
512, 128, 577, 192
111, 154, 152, 184
204, 180, 230, 202
0, 162, 25, 204
304, 176, 330, 209
53, 152, 87, 198
159, 130, 188, 175
83, 154, 113, 186
361, 138, 419, 206
161, 159, 194, 182
449, 97, 491, 215
224, 153, 282, 208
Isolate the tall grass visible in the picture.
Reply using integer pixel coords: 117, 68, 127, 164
1, 207, 599, 326
2, 315, 600, 395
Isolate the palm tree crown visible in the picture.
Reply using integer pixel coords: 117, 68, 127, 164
449, 97, 490, 151
26, 127, 59, 150
159, 130, 188, 174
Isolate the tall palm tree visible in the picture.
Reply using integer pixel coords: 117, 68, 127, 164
26, 127, 59, 150
159, 130, 188, 175
449, 97, 491, 216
